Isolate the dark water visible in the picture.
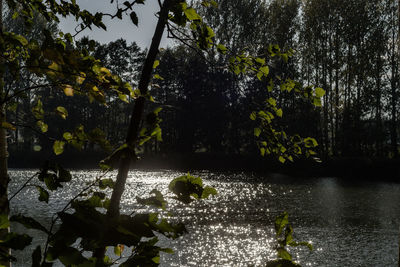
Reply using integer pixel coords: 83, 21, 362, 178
8, 169, 400, 266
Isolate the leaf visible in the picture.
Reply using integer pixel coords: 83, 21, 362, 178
278, 156, 286, 163
153, 60, 160, 69
0, 232, 32, 250
168, 174, 204, 204
137, 189, 167, 210
55, 106, 68, 119
58, 166, 72, 182
256, 57, 265, 65
249, 112, 257, 121
254, 128, 261, 137
14, 34, 28, 46
58, 247, 91, 265
256, 71, 263, 81
201, 186, 217, 199
1, 122, 16, 130
35, 186, 49, 203
0, 213, 9, 229
130, 12, 139, 26
36, 121, 48, 133
184, 8, 201, 21
304, 137, 318, 148
63, 85, 74, 96
276, 109, 283, 117
33, 145, 41, 152
10, 215, 49, 233
153, 74, 164, 80
53, 140, 65, 155
315, 87, 325, 98
275, 212, 289, 236
32, 246, 42, 267
267, 97, 277, 107
216, 44, 227, 54
259, 66, 269, 76
63, 132, 73, 141
114, 244, 124, 257
277, 248, 292, 260
99, 178, 115, 190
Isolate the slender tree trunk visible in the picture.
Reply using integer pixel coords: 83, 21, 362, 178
93, 0, 171, 261
0, 1, 11, 266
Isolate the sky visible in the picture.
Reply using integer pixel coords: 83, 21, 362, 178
58, 0, 172, 49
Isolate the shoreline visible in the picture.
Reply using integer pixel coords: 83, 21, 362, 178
8, 151, 400, 183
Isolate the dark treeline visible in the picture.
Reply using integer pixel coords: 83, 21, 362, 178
7, 0, 400, 167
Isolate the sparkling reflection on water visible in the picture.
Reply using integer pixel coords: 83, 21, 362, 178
8, 169, 400, 266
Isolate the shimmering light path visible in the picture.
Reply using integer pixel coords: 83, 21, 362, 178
8, 170, 400, 266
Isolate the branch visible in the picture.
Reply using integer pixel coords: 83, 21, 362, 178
1, 83, 59, 104
8, 172, 39, 202
41, 170, 110, 265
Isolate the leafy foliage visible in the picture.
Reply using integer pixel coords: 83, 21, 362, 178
266, 212, 312, 267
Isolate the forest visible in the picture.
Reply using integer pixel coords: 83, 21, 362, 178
5, 0, 400, 166
1, 0, 400, 266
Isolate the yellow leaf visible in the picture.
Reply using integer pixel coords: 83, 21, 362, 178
153, 60, 160, 69
1, 122, 16, 130
63, 85, 74, 96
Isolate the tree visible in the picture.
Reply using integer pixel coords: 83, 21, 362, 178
0, 0, 324, 265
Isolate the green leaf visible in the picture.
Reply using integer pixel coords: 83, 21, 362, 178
259, 66, 269, 76
33, 145, 41, 152
53, 140, 65, 155
14, 34, 28, 46
58, 166, 72, 182
114, 245, 124, 257
277, 248, 292, 260
99, 178, 115, 189
216, 44, 227, 54
254, 128, 261, 137
304, 137, 318, 148
55, 106, 68, 119
153, 60, 160, 69
0, 213, 9, 229
276, 109, 283, 117
249, 112, 257, 121
260, 147, 266, 156
275, 212, 289, 236
201, 186, 217, 199
278, 156, 286, 163
63, 132, 73, 141
37, 121, 48, 133
153, 74, 164, 80
256, 57, 265, 65
136, 189, 167, 210
256, 71, 263, 81
1, 122, 16, 130
168, 174, 204, 204
267, 97, 277, 107
10, 215, 49, 234
0, 232, 32, 250
315, 87, 325, 98
184, 8, 201, 21
35, 186, 49, 203
58, 247, 91, 265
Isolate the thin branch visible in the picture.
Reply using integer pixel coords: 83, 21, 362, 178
2, 83, 59, 104
41, 170, 110, 264
8, 172, 39, 202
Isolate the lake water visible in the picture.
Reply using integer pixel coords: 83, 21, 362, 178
8, 169, 400, 266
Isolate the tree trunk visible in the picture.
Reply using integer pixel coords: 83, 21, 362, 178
93, 0, 171, 261
0, 0, 11, 266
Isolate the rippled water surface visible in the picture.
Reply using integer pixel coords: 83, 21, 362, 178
8, 169, 400, 266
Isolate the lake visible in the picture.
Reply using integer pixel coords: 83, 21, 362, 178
8, 169, 400, 266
